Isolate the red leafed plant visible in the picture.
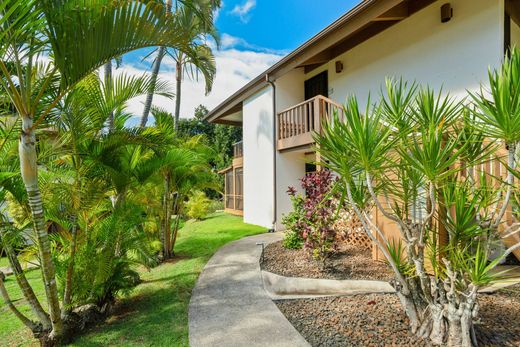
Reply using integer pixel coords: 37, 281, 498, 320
284, 170, 340, 263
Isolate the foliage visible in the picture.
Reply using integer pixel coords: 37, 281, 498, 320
0, 0, 224, 343
283, 171, 340, 261
207, 199, 224, 213
185, 191, 211, 220
316, 49, 520, 346
281, 193, 305, 249
177, 105, 242, 170
282, 228, 304, 250
1, 213, 265, 346
140, 0, 221, 128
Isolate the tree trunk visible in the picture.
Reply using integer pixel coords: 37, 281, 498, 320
170, 193, 181, 255
140, 0, 172, 128
0, 227, 50, 329
19, 116, 63, 342
0, 271, 39, 332
62, 217, 78, 316
104, 61, 114, 132
174, 60, 182, 131
140, 46, 166, 128
162, 175, 172, 259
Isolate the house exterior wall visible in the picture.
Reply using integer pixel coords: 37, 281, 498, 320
306, 0, 503, 106
238, 0, 507, 237
275, 69, 305, 111
274, 70, 307, 230
242, 87, 275, 229
275, 150, 307, 230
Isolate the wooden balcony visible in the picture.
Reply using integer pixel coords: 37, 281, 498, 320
233, 141, 243, 158
277, 95, 343, 151
232, 141, 243, 167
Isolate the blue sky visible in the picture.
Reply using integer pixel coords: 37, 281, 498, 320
123, 0, 359, 120
216, 0, 358, 53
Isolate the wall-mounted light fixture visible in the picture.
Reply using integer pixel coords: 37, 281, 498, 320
441, 3, 453, 23
335, 61, 344, 73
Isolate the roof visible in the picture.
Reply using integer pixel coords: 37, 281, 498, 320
205, 0, 436, 124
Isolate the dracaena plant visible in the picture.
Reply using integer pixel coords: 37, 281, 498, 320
315, 47, 520, 346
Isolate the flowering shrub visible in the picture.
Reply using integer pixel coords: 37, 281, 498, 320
282, 170, 340, 262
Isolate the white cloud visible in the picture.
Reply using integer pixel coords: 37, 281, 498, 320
213, 1, 224, 22
230, 0, 256, 23
219, 33, 289, 55
118, 42, 284, 124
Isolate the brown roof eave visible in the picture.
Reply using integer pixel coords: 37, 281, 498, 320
204, 0, 395, 123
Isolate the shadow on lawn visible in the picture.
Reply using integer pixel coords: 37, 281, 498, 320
72, 269, 197, 347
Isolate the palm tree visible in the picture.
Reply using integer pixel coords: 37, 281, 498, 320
47, 71, 173, 315
140, 0, 220, 128
103, 56, 122, 132
0, 0, 196, 343
145, 108, 216, 258
172, 42, 216, 130
0, 116, 52, 331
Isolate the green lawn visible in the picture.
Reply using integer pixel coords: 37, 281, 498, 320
0, 212, 266, 346
0, 256, 9, 268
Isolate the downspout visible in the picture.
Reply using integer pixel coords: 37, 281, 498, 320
266, 74, 277, 233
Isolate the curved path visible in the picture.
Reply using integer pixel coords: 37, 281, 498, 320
188, 232, 310, 347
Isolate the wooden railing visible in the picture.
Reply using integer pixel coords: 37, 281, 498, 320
277, 95, 343, 151
233, 141, 243, 158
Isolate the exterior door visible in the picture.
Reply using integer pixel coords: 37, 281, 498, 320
304, 71, 328, 100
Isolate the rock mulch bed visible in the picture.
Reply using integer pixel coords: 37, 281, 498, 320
477, 285, 520, 346
276, 285, 520, 347
262, 241, 394, 281
276, 294, 430, 347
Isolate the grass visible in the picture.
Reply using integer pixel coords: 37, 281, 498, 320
0, 256, 9, 268
0, 212, 266, 346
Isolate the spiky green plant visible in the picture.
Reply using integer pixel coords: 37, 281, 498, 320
316, 52, 520, 345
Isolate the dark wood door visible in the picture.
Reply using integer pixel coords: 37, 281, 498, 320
304, 71, 328, 100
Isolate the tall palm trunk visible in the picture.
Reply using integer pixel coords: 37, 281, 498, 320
170, 192, 181, 255
162, 174, 172, 259
62, 216, 78, 315
0, 271, 38, 332
0, 227, 50, 330
174, 60, 182, 130
140, 0, 172, 128
104, 61, 114, 132
19, 116, 63, 341
140, 46, 166, 127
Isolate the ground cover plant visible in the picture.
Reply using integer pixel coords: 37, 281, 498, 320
315, 48, 520, 346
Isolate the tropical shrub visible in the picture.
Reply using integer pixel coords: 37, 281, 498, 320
208, 199, 224, 213
281, 193, 305, 249
185, 191, 211, 220
316, 49, 520, 347
283, 171, 340, 261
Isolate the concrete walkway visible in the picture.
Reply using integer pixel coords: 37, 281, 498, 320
188, 232, 310, 347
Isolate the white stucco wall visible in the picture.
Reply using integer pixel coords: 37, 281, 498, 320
240, 0, 505, 230
306, 0, 503, 106
242, 87, 275, 229
273, 70, 307, 230
275, 69, 305, 111
275, 151, 307, 230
